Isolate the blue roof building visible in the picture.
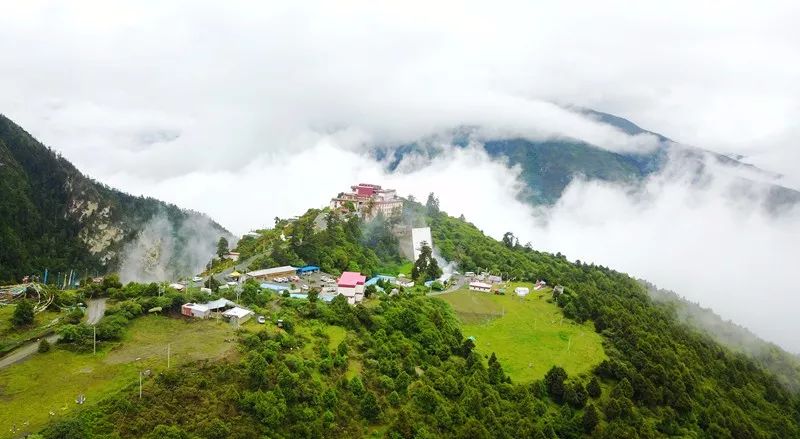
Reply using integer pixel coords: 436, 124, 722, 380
297, 265, 320, 274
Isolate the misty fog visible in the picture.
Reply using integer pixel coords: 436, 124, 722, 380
1, 2, 799, 353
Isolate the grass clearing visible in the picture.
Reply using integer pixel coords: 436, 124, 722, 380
346, 358, 363, 380
0, 315, 236, 437
439, 283, 606, 382
105, 315, 237, 365
0, 306, 62, 355
324, 325, 346, 350
373, 261, 413, 277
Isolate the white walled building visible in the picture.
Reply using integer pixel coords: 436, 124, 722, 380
337, 271, 367, 304
469, 281, 492, 292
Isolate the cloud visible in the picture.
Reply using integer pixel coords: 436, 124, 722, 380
0, 1, 799, 352
2, 1, 798, 184
119, 210, 229, 283
508, 157, 800, 353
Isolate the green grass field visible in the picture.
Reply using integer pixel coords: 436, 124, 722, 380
439, 283, 606, 382
0, 306, 63, 355
0, 315, 237, 438
372, 261, 413, 277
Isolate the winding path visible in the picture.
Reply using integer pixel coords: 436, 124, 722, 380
0, 334, 59, 369
0, 298, 107, 370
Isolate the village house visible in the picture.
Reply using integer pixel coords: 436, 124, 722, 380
181, 303, 210, 318
297, 265, 320, 275
223, 307, 254, 327
182, 298, 235, 319
337, 271, 367, 304
246, 266, 297, 281
224, 252, 240, 262
469, 281, 492, 292
514, 286, 530, 297
487, 275, 502, 284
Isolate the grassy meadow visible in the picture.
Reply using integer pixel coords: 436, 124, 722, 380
438, 282, 606, 382
0, 315, 238, 438
0, 306, 62, 355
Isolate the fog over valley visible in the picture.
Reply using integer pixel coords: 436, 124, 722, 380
2, 1, 799, 354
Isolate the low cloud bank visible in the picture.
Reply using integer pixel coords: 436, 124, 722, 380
99, 132, 800, 353
515, 156, 800, 353
381, 143, 800, 353
119, 212, 231, 283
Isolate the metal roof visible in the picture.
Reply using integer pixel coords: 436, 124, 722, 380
247, 266, 297, 277
223, 307, 254, 318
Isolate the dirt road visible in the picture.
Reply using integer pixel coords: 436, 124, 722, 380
0, 333, 59, 369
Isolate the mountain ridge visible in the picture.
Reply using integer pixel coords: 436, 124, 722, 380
0, 114, 232, 283
373, 109, 800, 210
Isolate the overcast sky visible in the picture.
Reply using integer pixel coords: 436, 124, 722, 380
1, 1, 799, 351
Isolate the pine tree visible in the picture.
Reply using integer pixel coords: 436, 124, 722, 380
360, 391, 380, 422
216, 236, 229, 258
583, 403, 600, 433
12, 299, 34, 327
587, 376, 602, 398
488, 352, 506, 384
544, 366, 568, 403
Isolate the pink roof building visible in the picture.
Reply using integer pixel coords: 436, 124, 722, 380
337, 271, 367, 287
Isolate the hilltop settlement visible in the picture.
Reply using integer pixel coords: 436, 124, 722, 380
0, 182, 799, 438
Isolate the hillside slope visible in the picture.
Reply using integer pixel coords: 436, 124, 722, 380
36, 202, 800, 438
0, 115, 232, 283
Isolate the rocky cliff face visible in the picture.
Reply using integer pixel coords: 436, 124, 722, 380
0, 114, 233, 283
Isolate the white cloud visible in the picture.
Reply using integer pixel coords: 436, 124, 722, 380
0, 1, 799, 352
526, 169, 800, 353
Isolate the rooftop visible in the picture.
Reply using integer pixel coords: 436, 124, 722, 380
222, 307, 254, 318
183, 303, 209, 312
337, 271, 366, 287
247, 266, 297, 277
204, 298, 233, 310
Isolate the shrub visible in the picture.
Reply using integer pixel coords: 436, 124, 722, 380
38, 338, 51, 353
12, 300, 34, 327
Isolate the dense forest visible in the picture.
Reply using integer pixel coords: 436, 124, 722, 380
0, 115, 230, 283
231, 209, 402, 277
38, 200, 800, 438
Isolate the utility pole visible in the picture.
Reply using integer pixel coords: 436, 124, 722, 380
93, 325, 96, 355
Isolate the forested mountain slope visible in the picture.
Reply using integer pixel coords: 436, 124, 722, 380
41, 201, 800, 438
0, 115, 232, 283
646, 282, 800, 392
373, 110, 800, 209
